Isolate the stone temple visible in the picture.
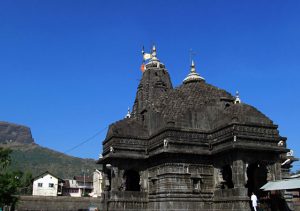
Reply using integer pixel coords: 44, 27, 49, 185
98, 46, 294, 211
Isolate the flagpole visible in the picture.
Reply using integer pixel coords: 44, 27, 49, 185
140, 46, 146, 72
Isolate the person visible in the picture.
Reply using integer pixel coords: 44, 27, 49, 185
251, 192, 258, 211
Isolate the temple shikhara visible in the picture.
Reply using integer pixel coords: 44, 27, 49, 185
98, 46, 295, 211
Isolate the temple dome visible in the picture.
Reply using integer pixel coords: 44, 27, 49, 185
153, 80, 273, 131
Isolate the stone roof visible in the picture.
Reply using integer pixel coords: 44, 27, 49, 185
105, 52, 274, 139
106, 79, 273, 140
106, 118, 148, 138
153, 80, 273, 130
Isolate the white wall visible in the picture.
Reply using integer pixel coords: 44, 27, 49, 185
92, 169, 103, 197
63, 179, 82, 197
32, 173, 59, 196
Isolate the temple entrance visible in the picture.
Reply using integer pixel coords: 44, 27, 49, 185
246, 163, 267, 197
123, 169, 140, 191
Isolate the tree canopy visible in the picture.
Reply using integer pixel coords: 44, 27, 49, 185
0, 147, 32, 210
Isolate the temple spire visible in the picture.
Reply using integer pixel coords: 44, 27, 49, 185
183, 60, 205, 84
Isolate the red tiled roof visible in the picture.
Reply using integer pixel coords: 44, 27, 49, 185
73, 176, 93, 183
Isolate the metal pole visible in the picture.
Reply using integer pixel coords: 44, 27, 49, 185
83, 171, 85, 196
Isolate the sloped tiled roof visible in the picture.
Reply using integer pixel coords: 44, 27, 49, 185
74, 176, 93, 183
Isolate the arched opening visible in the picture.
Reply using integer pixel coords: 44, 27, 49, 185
221, 165, 234, 189
141, 110, 147, 124
246, 163, 267, 197
225, 103, 231, 108
123, 169, 140, 191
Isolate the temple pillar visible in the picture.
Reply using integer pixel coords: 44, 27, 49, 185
266, 163, 278, 181
110, 166, 124, 191
214, 168, 224, 189
274, 162, 282, 180
139, 170, 148, 192
103, 171, 111, 191
232, 160, 246, 188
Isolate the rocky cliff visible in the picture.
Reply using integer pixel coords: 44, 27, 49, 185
0, 121, 34, 144
0, 121, 98, 178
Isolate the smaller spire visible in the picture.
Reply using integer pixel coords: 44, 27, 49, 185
183, 60, 205, 84
142, 46, 145, 54
151, 45, 158, 61
190, 60, 196, 73
234, 91, 241, 104
125, 107, 131, 118
152, 45, 156, 53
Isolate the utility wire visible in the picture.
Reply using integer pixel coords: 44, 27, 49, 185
63, 126, 108, 154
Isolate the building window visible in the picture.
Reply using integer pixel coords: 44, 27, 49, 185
67, 188, 78, 193
38, 183, 43, 187
49, 183, 54, 188
192, 178, 201, 193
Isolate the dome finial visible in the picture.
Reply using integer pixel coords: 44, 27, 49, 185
125, 107, 131, 118
234, 91, 241, 104
183, 59, 205, 84
151, 44, 158, 61
191, 60, 196, 73
152, 45, 156, 53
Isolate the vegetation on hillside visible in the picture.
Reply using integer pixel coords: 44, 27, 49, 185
1, 143, 99, 179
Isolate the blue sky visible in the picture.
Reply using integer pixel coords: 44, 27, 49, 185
0, 0, 299, 169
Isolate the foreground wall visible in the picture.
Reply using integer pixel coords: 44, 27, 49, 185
17, 196, 104, 211
17, 193, 297, 211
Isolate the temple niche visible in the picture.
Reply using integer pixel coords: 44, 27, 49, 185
98, 46, 292, 211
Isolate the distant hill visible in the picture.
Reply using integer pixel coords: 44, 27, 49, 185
0, 121, 34, 144
2, 143, 99, 179
0, 121, 100, 179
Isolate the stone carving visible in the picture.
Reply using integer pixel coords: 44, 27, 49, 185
215, 168, 224, 189
163, 138, 168, 148
266, 165, 273, 181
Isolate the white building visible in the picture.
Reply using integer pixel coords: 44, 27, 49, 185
90, 169, 103, 197
32, 171, 63, 196
62, 179, 81, 197
62, 176, 93, 197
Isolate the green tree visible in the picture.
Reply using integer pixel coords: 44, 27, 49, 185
0, 147, 24, 210
0, 147, 11, 168
18, 171, 33, 195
